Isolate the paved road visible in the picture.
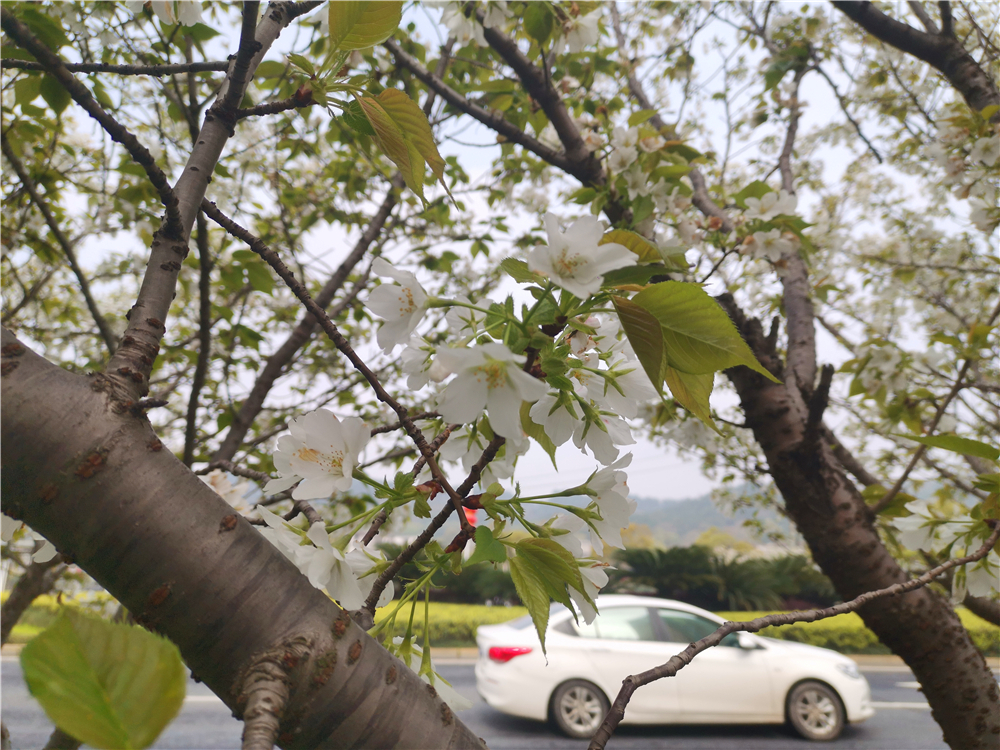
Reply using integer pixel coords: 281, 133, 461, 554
0, 658, 962, 749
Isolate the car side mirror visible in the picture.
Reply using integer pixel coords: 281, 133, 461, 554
737, 633, 759, 650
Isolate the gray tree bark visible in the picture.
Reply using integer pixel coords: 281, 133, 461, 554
1, 328, 485, 749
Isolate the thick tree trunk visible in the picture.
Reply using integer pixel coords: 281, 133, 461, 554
717, 297, 1000, 749
1, 329, 484, 750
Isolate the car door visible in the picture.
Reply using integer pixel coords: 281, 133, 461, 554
573, 606, 681, 721
653, 608, 778, 722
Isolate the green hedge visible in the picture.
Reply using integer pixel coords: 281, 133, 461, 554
374, 602, 528, 646
715, 609, 1000, 656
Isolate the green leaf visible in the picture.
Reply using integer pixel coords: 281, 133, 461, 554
628, 109, 658, 127
328, 1, 403, 52
355, 89, 448, 202
508, 554, 551, 651
510, 538, 586, 651
287, 53, 315, 77
376, 88, 446, 183
612, 295, 665, 395
245, 262, 274, 295
602, 264, 668, 287
500, 257, 544, 285
894, 434, 1000, 462
19, 7, 70, 51
629, 282, 780, 381
466, 526, 507, 566
600, 229, 660, 263
524, 3, 555, 44
520, 402, 558, 469
732, 180, 772, 209
664, 367, 716, 430
14, 76, 41, 107
255, 60, 287, 79
20, 610, 185, 750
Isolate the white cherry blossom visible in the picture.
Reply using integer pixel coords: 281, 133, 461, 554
572, 413, 635, 465
969, 136, 1000, 168
1, 513, 20, 542
569, 562, 611, 624
561, 11, 600, 53
744, 189, 797, 220
745, 229, 794, 262
527, 213, 636, 299
436, 343, 547, 439
365, 259, 429, 351
266, 409, 370, 500
623, 165, 651, 200
441, 3, 486, 46
529, 392, 582, 446
549, 514, 588, 559
131, 1, 203, 26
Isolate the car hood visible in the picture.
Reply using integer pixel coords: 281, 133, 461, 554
759, 636, 856, 665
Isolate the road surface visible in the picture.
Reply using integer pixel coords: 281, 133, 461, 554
0, 657, 964, 749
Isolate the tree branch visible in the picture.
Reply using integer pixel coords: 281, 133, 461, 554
939, 2, 954, 37
383, 38, 573, 173
832, 1, 1000, 114
588, 523, 1000, 750
200, 201, 473, 539
1, 59, 230, 76
0, 10, 182, 238
871, 297, 1000, 514
1, 135, 118, 354
211, 174, 404, 463
610, 4, 732, 233
775, 74, 816, 399
907, 1, 939, 33
183, 212, 213, 466
811, 63, 884, 163
0, 556, 65, 645
103, 1, 302, 400
236, 94, 314, 119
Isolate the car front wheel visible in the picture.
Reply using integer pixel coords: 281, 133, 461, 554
787, 680, 845, 741
551, 679, 610, 739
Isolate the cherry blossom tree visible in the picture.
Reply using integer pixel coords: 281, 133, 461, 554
1, 2, 997, 749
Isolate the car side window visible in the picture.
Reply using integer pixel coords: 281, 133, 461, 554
656, 609, 741, 648
579, 606, 657, 641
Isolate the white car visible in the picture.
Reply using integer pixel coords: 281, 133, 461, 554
475, 595, 874, 741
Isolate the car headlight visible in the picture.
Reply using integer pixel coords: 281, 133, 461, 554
836, 662, 861, 679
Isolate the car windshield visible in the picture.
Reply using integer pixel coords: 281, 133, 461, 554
508, 603, 567, 630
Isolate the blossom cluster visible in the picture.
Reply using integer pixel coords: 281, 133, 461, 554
892, 498, 999, 599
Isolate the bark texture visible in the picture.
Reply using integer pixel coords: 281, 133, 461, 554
716, 297, 1000, 750
0, 329, 485, 750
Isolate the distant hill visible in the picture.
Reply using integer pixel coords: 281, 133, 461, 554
374, 483, 801, 551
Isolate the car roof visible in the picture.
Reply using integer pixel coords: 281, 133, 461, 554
553, 595, 726, 623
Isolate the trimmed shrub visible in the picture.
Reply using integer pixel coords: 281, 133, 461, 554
715, 609, 999, 656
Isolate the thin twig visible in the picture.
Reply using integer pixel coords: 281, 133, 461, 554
587, 523, 1000, 750
871, 298, 1000, 514
1, 135, 118, 354
200, 201, 474, 538
1, 59, 230, 75
236, 95, 314, 119
812, 64, 884, 163
0, 9, 182, 238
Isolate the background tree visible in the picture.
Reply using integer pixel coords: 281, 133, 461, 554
2, 2, 997, 749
